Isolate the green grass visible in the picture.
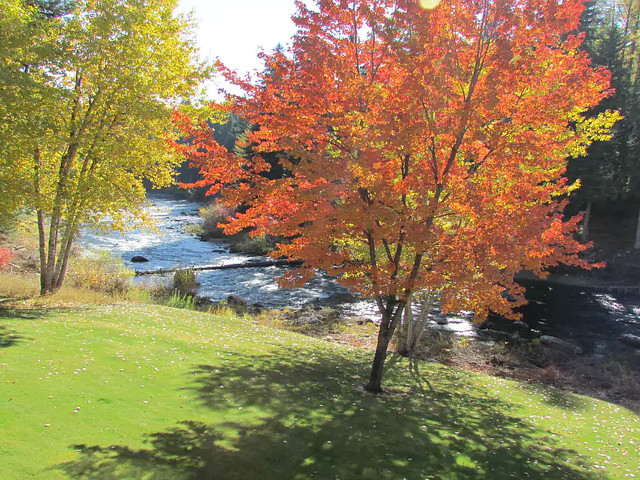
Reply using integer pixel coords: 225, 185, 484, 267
0, 302, 639, 480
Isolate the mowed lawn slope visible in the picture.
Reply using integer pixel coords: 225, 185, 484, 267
0, 303, 638, 480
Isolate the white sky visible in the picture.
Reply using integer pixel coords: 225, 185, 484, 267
177, 0, 301, 97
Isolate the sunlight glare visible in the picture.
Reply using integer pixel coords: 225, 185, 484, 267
419, 0, 441, 9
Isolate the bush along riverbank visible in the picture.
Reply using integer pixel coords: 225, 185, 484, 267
184, 201, 280, 256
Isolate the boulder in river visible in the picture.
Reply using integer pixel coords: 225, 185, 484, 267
618, 333, 640, 349
226, 295, 248, 314
131, 256, 149, 263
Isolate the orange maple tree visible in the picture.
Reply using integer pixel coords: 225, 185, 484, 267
174, 0, 614, 392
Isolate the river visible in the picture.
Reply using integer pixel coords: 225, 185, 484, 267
80, 193, 640, 351
79, 193, 377, 315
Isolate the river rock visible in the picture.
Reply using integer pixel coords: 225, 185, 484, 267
478, 320, 496, 330
618, 333, 640, 349
279, 307, 339, 325
539, 335, 582, 355
350, 316, 374, 326
195, 296, 214, 308
323, 292, 357, 303
131, 256, 149, 263
226, 295, 248, 314
247, 303, 265, 315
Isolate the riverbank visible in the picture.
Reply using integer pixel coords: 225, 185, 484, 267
2, 266, 640, 413
515, 270, 640, 293
263, 303, 640, 413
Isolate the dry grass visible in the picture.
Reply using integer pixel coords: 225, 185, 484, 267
0, 272, 126, 308
0, 272, 40, 299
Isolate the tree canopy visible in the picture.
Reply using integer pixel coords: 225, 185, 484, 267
178, 0, 615, 392
0, 0, 209, 293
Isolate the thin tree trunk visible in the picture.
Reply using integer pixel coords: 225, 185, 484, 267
43, 210, 61, 294
397, 291, 435, 359
582, 199, 592, 243
54, 219, 80, 290
403, 298, 414, 356
33, 147, 49, 295
634, 202, 640, 249
37, 210, 48, 295
53, 195, 86, 290
408, 292, 434, 357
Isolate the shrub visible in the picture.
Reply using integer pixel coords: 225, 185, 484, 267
173, 268, 199, 296
420, 329, 456, 360
197, 202, 236, 240
134, 277, 173, 301
231, 234, 273, 256
0, 248, 13, 269
68, 250, 135, 295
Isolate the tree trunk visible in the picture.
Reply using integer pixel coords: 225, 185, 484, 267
396, 291, 435, 358
36, 210, 48, 295
54, 221, 79, 290
396, 298, 414, 357
33, 147, 51, 295
365, 298, 405, 393
581, 199, 592, 243
365, 322, 393, 394
634, 202, 640, 249
42, 217, 61, 295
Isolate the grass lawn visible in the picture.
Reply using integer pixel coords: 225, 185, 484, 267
0, 301, 639, 479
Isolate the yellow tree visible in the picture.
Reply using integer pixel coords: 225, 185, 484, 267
0, 0, 209, 294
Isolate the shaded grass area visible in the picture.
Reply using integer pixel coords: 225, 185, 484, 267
0, 303, 638, 479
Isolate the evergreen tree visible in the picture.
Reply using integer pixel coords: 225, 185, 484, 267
569, 0, 640, 247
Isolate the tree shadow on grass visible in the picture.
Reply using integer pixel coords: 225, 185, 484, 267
0, 304, 59, 347
521, 382, 590, 411
0, 325, 22, 348
0, 307, 44, 348
0, 304, 59, 320
61, 349, 599, 480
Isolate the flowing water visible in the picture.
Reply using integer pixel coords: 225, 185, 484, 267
79, 194, 376, 314
80, 193, 640, 350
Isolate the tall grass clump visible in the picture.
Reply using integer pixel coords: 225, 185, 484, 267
68, 250, 135, 295
0, 272, 40, 299
166, 289, 197, 310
